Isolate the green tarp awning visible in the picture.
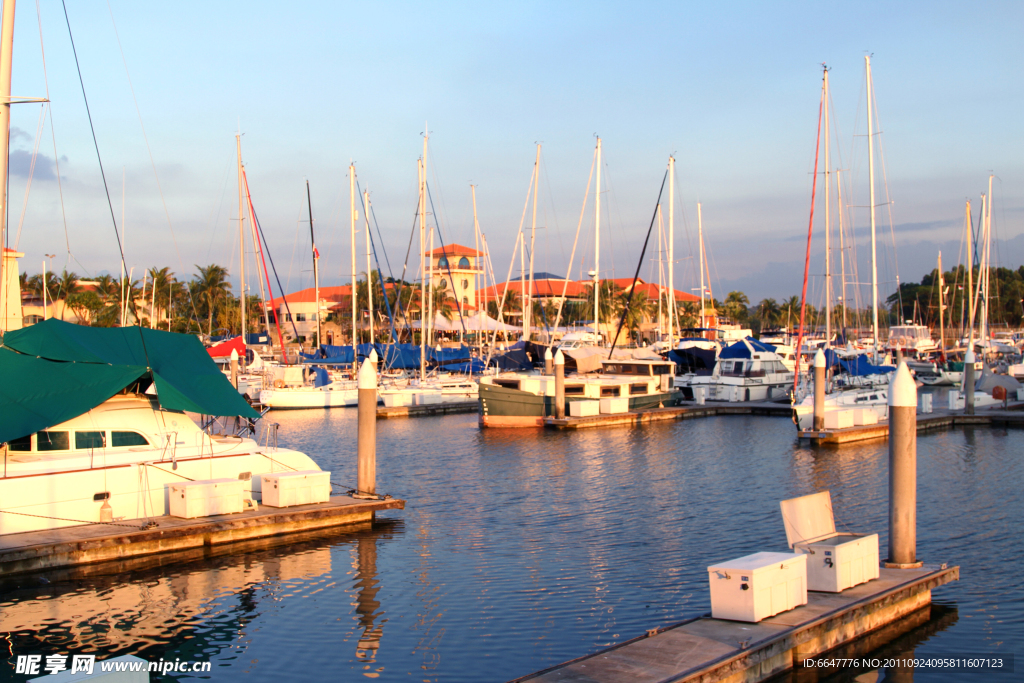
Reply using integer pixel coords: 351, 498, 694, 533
0, 319, 259, 444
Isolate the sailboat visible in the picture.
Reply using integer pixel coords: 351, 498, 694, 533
0, 1, 327, 533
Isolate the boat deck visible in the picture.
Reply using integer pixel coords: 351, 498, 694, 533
798, 403, 1024, 444
376, 400, 479, 419
0, 494, 404, 577
513, 564, 959, 683
544, 401, 793, 430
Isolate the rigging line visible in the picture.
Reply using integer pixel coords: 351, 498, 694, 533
104, 0, 199, 324
426, 181, 467, 335
60, 1, 151, 368
249, 194, 300, 340
355, 179, 397, 345
12, 103, 45, 252
793, 79, 825, 397
553, 144, 596, 331
608, 168, 667, 359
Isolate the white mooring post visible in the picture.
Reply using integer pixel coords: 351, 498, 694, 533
230, 348, 239, 389
963, 349, 976, 416
544, 346, 553, 375
813, 349, 826, 431
356, 358, 377, 499
886, 362, 922, 568
554, 349, 565, 419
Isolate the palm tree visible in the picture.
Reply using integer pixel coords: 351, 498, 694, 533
616, 288, 656, 343
56, 271, 80, 320
781, 295, 801, 330
757, 298, 779, 330
147, 267, 175, 328
724, 291, 749, 324
583, 280, 623, 337
193, 264, 231, 336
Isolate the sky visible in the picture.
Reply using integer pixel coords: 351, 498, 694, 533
4, 0, 1023, 310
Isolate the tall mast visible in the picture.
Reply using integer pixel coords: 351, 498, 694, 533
472, 185, 483, 337
823, 66, 831, 347
418, 157, 426, 380
349, 164, 357, 362
364, 189, 373, 346
526, 143, 540, 341
937, 251, 944, 353
668, 155, 675, 349
423, 131, 432, 350
865, 55, 879, 356
593, 136, 602, 342
236, 135, 247, 355
307, 180, 320, 348
0, 0, 15, 328
837, 168, 848, 331
698, 201, 705, 334
966, 199, 973, 344
519, 230, 525, 333
983, 174, 993, 344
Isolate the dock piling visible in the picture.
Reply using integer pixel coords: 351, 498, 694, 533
544, 346, 553, 375
230, 348, 239, 389
887, 361, 921, 568
813, 349, 825, 430
964, 349, 976, 415
356, 358, 377, 498
554, 349, 565, 419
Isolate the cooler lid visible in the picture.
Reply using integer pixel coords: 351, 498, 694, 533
780, 490, 836, 547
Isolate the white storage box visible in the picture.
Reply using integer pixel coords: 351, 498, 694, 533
948, 390, 960, 410
382, 392, 412, 408
920, 394, 933, 414
169, 478, 244, 519
852, 408, 878, 426
600, 397, 629, 414
780, 490, 879, 593
260, 470, 331, 508
708, 552, 807, 622
414, 391, 442, 405
824, 409, 854, 429
569, 400, 600, 417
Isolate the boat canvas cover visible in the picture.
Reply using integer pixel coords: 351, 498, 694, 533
207, 335, 245, 358
718, 337, 777, 360
666, 347, 716, 373
839, 355, 894, 377
564, 347, 664, 374
0, 319, 258, 443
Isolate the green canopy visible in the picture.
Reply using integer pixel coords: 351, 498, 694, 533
0, 319, 259, 444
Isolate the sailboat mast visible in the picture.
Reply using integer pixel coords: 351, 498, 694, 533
418, 157, 426, 380
837, 168, 847, 331
519, 230, 525, 333
966, 199, 974, 344
593, 136, 602, 342
307, 180, 320, 347
823, 66, 831, 347
526, 144, 540, 341
0, 0, 14, 327
364, 189, 373, 345
698, 201, 705, 334
668, 155, 675, 349
984, 174, 993, 344
472, 185, 483, 337
236, 135, 247, 357
865, 55, 880, 356
937, 251, 944, 352
349, 164, 357, 361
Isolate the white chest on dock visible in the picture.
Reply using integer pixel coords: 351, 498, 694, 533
169, 478, 245, 519
780, 490, 880, 593
707, 551, 807, 622
260, 470, 331, 508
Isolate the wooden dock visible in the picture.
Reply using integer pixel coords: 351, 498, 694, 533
798, 406, 1024, 444
513, 564, 958, 683
544, 401, 793, 430
376, 400, 479, 419
0, 495, 404, 577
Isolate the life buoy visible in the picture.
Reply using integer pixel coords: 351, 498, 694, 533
273, 379, 285, 389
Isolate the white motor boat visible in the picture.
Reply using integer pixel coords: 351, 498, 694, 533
680, 337, 793, 402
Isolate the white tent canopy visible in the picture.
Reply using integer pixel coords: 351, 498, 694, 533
409, 313, 520, 333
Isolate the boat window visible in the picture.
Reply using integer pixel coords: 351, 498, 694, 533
493, 379, 520, 390
651, 365, 670, 375
564, 385, 585, 395
37, 431, 70, 451
112, 431, 150, 447
600, 386, 621, 397
630, 382, 647, 395
8, 434, 31, 451
75, 431, 106, 450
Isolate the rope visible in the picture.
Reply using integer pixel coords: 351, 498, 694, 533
0, 508, 147, 529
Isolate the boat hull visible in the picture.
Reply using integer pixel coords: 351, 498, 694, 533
259, 385, 360, 409
478, 382, 678, 428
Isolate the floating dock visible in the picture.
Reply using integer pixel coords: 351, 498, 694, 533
798, 406, 1024, 444
376, 400, 479, 419
544, 401, 792, 430
0, 495, 404, 577
514, 564, 958, 683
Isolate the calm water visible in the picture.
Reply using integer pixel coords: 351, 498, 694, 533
1, 410, 1021, 682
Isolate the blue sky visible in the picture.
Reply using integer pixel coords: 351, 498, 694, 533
5, 1, 1022, 308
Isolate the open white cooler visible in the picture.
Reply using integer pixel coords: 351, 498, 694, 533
780, 490, 879, 593
169, 478, 244, 518
707, 551, 807, 622
599, 397, 628, 414
260, 470, 331, 508
569, 400, 600, 418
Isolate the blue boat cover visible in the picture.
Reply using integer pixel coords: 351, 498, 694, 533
312, 367, 330, 387
320, 345, 355, 362
428, 345, 470, 364
441, 358, 487, 374
719, 337, 777, 359
490, 349, 533, 371
839, 355, 895, 377
666, 348, 716, 373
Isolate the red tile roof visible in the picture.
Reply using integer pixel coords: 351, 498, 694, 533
427, 243, 484, 257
